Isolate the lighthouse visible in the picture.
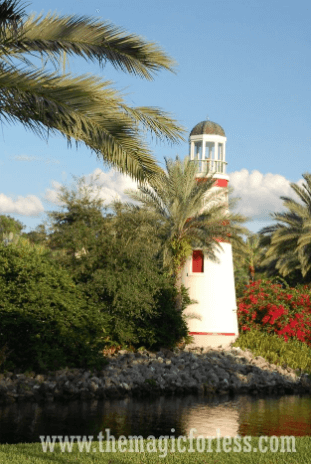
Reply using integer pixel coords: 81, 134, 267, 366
181, 120, 239, 349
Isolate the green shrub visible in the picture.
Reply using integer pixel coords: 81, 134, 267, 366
233, 329, 311, 375
79, 249, 188, 349
47, 189, 189, 350
0, 241, 107, 371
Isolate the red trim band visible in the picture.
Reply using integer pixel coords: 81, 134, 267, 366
214, 179, 228, 187
189, 332, 236, 336
195, 178, 228, 188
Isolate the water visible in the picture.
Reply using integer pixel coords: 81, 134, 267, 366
1, 393, 311, 444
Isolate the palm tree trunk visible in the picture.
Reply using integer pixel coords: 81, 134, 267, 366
249, 265, 255, 282
175, 270, 183, 312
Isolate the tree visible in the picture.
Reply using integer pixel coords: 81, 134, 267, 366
22, 223, 49, 246
232, 232, 269, 297
46, 176, 108, 267
0, 238, 107, 371
259, 172, 311, 282
233, 232, 267, 281
0, 214, 25, 239
46, 179, 188, 348
127, 156, 248, 310
0, 0, 184, 181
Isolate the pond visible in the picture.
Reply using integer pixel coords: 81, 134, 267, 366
1, 392, 311, 444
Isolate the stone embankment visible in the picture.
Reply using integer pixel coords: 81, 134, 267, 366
1, 346, 311, 404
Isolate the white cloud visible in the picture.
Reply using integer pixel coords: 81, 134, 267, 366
83, 168, 138, 202
229, 169, 304, 221
0, 194, 44, 216
43, 167, 307, 226
44, 181, 65, 206
44, 169, 138, 206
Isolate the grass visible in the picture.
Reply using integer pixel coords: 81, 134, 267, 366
232, 329, 311, 375
1, 438, 311, 463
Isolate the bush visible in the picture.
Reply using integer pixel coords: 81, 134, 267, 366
233, 329, 311, 375
237, 279, 311, 345
0, 241, 107, 371
47, 191, 189, 350
79, 247, 188, 349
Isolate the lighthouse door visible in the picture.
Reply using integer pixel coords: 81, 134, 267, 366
192, 250, 204, 273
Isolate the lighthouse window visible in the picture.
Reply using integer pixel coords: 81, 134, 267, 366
194, 142, 202, 159
192, 250, 204, 273
218, 143, 224, 161
205, 142, 215, 160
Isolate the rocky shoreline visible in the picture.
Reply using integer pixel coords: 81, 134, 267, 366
1, 345, 311, 404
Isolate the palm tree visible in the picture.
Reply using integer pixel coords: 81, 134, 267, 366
233, 232, 267, 282
127, 156, 248, 310
0, 0, 184, 182
259, 172, 311, 281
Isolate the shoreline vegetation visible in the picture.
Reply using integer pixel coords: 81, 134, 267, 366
1, 333, 311, 405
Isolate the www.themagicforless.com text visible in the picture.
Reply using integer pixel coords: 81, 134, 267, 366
39, 428, 296, 457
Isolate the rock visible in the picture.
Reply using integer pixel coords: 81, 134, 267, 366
213, 367, 230, 381
0, 383, 8, 394
1, 344, 310, 404
206, 371, 219, 388
89, 381, 98, 393
90, 376, 101, 385
219, 378, 229, 390
231, 347, 241, 353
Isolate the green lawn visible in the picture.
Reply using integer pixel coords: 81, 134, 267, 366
1, 438, 311, 463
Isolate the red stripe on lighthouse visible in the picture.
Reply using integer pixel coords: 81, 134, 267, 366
195, 178, 228, 188
214, 178, 228, 187
189, 332, 236, 336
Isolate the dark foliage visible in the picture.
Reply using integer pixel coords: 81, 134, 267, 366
0, 241, 107, 371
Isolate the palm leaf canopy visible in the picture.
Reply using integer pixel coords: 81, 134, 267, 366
259, 172, 311, 278
0, 1, 185, 182
126, 156, 248, 274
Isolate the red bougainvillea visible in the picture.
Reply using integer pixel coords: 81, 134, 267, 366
237, 280, 311, 346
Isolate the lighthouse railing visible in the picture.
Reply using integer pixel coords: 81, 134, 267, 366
191, 159, 227, 175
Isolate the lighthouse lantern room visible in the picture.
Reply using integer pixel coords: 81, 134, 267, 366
182, 120, 239, 349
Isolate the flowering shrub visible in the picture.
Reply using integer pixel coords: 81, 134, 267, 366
237, 280, 311, 345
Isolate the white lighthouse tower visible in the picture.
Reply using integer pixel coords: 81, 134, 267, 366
181, 120, 239, 349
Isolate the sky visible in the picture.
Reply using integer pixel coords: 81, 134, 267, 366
0, 0, 310, 234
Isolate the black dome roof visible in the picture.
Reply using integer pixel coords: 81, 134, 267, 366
190, 120, 225, 137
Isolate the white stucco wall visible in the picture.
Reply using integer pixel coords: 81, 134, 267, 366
182, 242, 238, 336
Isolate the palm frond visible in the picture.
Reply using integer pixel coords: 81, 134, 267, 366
2, 12, 176, 79
120, 106, 185, 144
0, 3, 184, 183
128, 156, 246, 276
0, 0, 26, 28
0, 65, 169, 181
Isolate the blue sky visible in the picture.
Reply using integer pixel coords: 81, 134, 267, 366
0, 0, 310, 234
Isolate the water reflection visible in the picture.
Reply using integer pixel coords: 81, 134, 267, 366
238, 395, 311, 437
0, 393, 311, 444
182, 395, 240, 437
